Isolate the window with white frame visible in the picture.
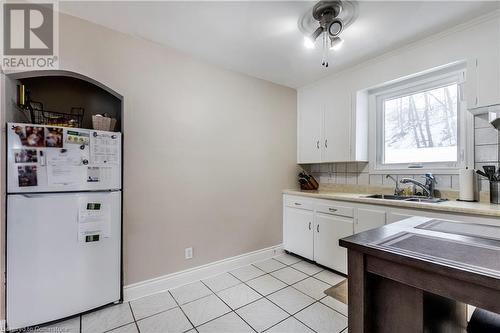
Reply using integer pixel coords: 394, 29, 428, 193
370, 65, 470, 173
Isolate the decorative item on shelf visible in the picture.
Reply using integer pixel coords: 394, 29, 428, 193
17, 84, 27, 108
16, 84, 35, 122
92, 113, 117, 131
298, 171, 319, 191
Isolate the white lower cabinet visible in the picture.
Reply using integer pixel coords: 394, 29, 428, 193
314, 213, 354, 274
356, 208, 386, 233
283, 194, 500, 275
283, 195, 354, 274
283, 206, 314, 261
387, 212, 416, 224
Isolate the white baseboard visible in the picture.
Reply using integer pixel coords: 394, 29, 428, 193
123, 244, 284, 301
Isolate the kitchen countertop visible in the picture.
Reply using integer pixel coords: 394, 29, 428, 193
283, 189, 500, 218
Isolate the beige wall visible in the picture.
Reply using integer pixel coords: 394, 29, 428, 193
1, 10, 297, 295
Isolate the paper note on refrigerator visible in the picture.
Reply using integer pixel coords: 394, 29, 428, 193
90, 132, 119, 165
46, 149, 84, 186
78, 199, 111, 242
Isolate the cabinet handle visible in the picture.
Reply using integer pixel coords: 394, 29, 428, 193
317, 224, 320, 233
329, 208, 337, 212
316, 140, 320, 149
294, 202, 302, 206
309, 222, 311, 230
325, 139, 328, 148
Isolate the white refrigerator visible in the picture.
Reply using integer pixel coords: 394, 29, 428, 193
6, 123, 122, 330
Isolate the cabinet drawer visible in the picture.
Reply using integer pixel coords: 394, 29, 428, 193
315, 203, 354, 218
284, 196, 314, 210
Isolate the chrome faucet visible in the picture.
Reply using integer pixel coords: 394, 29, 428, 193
400, 173, 436, 198
386, 175, 403, 196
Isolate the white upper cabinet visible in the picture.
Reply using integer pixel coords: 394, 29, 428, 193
297, 81, 367, 164
466, 21, 500, 110
467, 54, 500, 110
298, 86, 323, 163
322, 91, 351, 162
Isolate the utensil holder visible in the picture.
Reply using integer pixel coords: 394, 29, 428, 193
490, 181, 500, 204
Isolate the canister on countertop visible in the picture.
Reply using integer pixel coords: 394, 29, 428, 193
491, 181, 500, 204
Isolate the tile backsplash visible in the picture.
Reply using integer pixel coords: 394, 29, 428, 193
304, 113, 500, 192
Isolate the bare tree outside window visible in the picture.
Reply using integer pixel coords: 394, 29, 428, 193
383, 83, 458, 164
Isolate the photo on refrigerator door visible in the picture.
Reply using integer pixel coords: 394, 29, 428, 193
45, 127, 63, 147
12, 125, 28, 146
25, 126, 45, 147
17, 165, 38, 187
14, 149, 37, 163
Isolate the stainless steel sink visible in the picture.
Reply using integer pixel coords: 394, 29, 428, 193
366, 194, 408, 200
366, 194, 447, 203
404, 197, 447, 203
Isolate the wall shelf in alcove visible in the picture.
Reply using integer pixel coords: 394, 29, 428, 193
5, 70, 123, 132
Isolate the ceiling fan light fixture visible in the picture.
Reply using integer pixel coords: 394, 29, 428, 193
329, 36, 344, 50
299, 1, 358, 67
304, 36, 316, 49
328, 19, 343, 36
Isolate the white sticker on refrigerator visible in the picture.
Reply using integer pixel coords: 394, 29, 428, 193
87, 167, 100, 183
46, 149, 84, 186
78, 199, 111, 242
90, 132, 119, 165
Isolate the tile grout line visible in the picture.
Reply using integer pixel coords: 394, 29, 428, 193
239, 265, 322, 333
168, 289, 198, 332
122, 255, 346, 333
294, 299, 344, 333
227, 269, 300, 331
231, 267, 322, 333
198, 279, 258, 333
127, 302, 141, 333
262, 258, 348, 330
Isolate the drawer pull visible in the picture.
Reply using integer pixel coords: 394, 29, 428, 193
294, 202, 302, 206
317, 224, 320, 233
329, 208, 338, 212
309, 222, 311, 230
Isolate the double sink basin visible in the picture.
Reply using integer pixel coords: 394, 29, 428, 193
365, 194, 447, 204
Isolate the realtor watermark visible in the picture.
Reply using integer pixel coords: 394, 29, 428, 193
1, 0, 59, 71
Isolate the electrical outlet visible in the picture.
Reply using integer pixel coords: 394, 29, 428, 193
185, 247, 193, 259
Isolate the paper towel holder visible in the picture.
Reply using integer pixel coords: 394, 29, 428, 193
457, 167, 477, 202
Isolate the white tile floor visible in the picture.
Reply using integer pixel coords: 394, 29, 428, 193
40, 254, 349, 333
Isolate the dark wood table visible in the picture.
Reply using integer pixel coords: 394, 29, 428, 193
339, 216, 500, 333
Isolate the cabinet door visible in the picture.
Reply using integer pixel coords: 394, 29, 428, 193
356, 208, 386, 233
314, 213, 354, 274
297, 88, 323, 163
284, 207, 314, 260
323, 91, 351, 162
477, 53, 500, 107
387, 212, 415, 224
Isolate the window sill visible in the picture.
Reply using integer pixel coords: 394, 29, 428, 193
369, 167, 461, 175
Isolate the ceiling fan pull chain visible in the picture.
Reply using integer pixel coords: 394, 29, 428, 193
324, 32, 329, 68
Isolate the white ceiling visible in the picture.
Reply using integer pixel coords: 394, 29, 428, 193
60, 1, 499, 88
